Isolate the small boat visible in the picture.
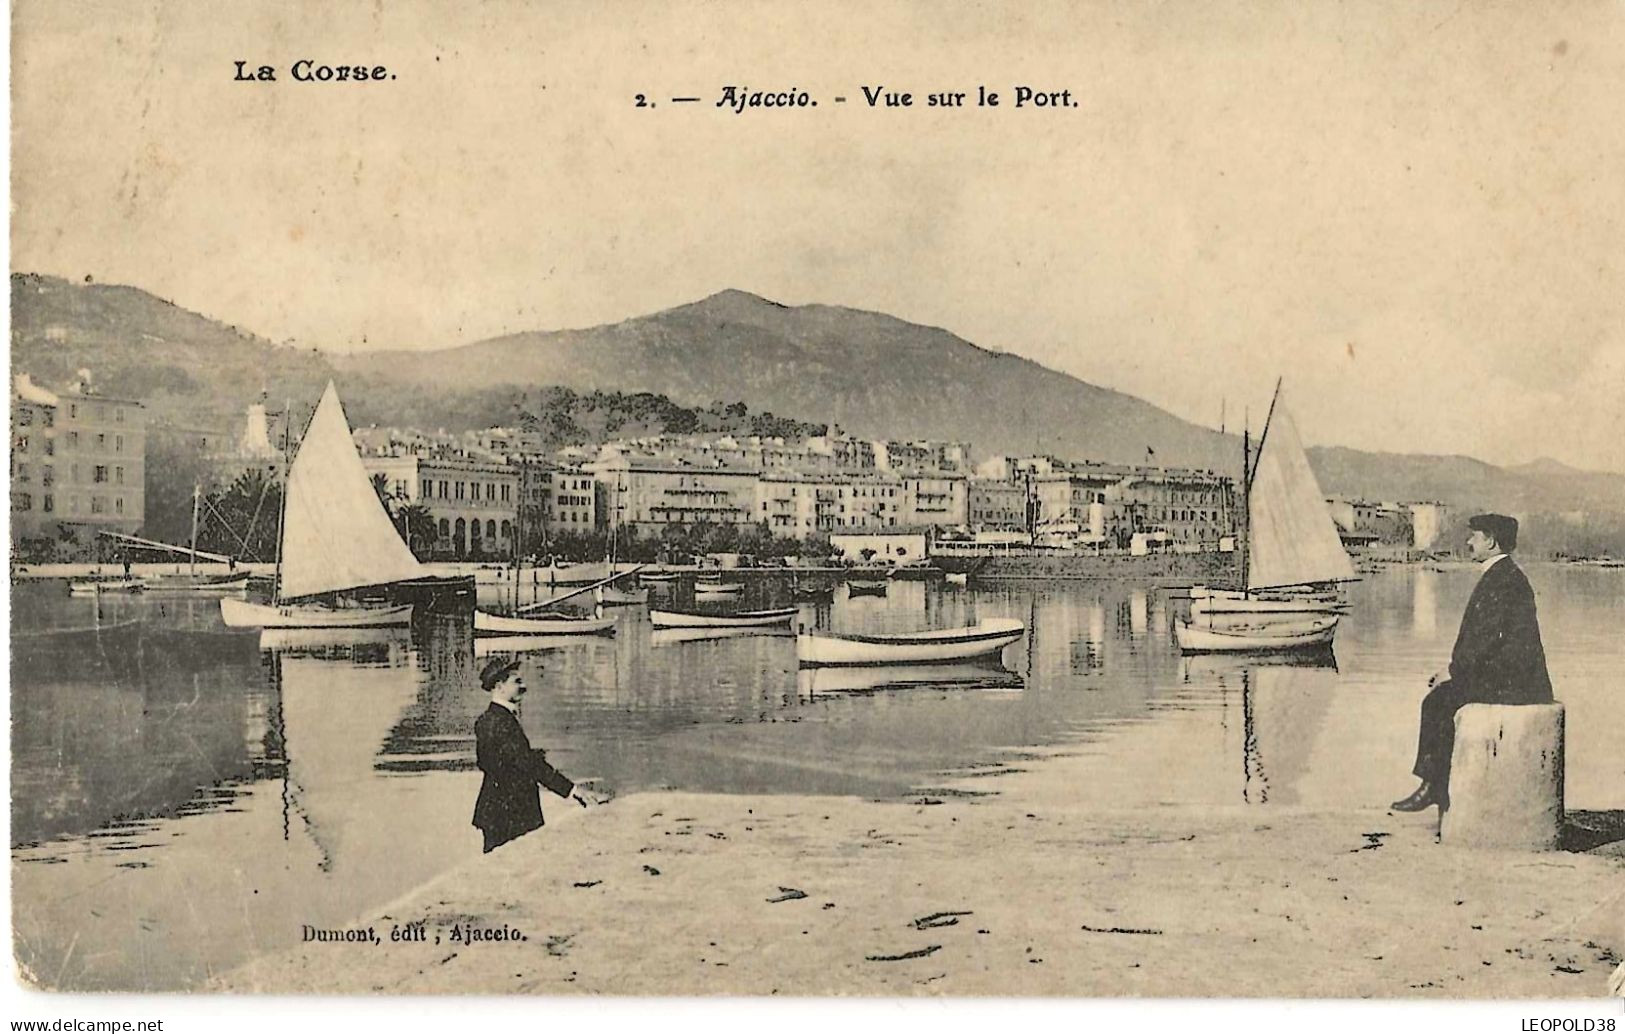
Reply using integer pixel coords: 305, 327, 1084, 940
218, 383, 423, 629
640, 571, 682, 583
597, 584, 649, 606
649, 607, 798, 630
693, 582, 744, 599
791, 582, 835, 602
144, 574, 251, 595
1188, 585, 1343, 617
796, 617, 1025, 667
944, 572, 969, 586
1177, 380, 1355, 652
886, 562, 942, 581
222, 597, 413, 629
1174, 614, 1339, 653
846, 579, 889, 598
68, 577, 147, 596
474, 609, 616, 636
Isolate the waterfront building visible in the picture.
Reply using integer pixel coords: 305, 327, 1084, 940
754, 472, 907, 537
361, 453, 518, 558
11, 373, 146, 548
588, 456, 760, 533
1326, 498, 1413, 549
829, 528, 930, 564
901, 473, 969, 527
967, 477, 1029, 532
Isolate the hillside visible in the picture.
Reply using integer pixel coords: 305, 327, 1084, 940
11, 275, 1623, 536
332, 288, 1241, 474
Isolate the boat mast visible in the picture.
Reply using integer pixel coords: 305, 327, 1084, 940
189, 483, 201, 578
1252, 377, 1284, 487
271, 400, 292, 604
1240, 416, 1250, 594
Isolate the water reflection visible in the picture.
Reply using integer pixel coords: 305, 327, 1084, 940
11, 567, 1624, 990
1179, 651, 1340, 805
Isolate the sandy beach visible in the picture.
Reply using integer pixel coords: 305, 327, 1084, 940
217, 747, 1625, 998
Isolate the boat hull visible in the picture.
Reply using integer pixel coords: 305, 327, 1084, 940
1188, 585, 1343, 617
143, 575, 250, 594
597, 586, 649, 606
474, 609, 616, 636
1175, 615, 1339, 653
796, 618, 1025, 667
219, 597, 414, 628
68, 578, 146, 596
649, 607, 798, 629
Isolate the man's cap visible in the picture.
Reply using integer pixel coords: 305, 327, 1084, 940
1468, 513, 1519, 551
479, 656, 522, 691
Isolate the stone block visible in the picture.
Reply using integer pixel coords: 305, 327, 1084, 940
1441, 703, 1564, 850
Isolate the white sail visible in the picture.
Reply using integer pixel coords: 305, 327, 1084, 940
1247, 402, 1355, 590
278, 383, 426, 600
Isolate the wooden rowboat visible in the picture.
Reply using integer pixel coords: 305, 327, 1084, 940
796, 618, 1025, 667
649, 607, 798, 630
220, 597, 413, 629
474, 609, 616, 636
68, 577, 147, 596
1174, 614, 1339, 653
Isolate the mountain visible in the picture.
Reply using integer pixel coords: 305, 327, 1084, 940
330, 288, 1242, 473
11, 275, 1623, 533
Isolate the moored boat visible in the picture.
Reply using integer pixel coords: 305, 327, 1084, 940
649, 606, 798, 630
846, 579, 889, 597
223, 597, 413, 629
68, 577, 147, 596
474, 609, 616, 636
144, 573, 251, 594
796, 617, 1025, 667
1188, 585, 1343, 617
693, 582, 744, 599
1174, 614, 1339, 653
597, 584, 649, 606
1175, 381, 1354, 653
218, 383, 423, 629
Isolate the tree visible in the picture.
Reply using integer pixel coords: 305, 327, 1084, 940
397, 503, 438, 559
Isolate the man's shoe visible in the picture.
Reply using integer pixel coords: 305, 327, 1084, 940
1390, 783, 1439, 812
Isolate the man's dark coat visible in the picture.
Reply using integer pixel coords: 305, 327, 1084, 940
1412, 557, 1552, 793
472, 702, 574, 852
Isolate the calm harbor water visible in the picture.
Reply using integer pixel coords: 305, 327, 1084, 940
10, 566, 1624, 989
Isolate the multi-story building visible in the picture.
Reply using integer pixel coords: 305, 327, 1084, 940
754, 473, 908, 537
968, 477, 1029, 532
550, 468, 596, 531
901, 473, 968, 527
11, 373, 146, 547
589, 457, 760, 533
361, 453, 518, 558
1326, 498, 1413, 549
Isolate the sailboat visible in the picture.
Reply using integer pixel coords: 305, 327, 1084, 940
145, 485, 250, 594
1177, 382, 1355, 653
472, 481, 623, 637
219, 384, 425, 628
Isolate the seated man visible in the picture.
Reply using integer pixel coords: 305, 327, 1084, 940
1392, 513, 1552, 812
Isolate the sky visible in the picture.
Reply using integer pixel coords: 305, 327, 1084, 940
10, 0, 1625, 473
